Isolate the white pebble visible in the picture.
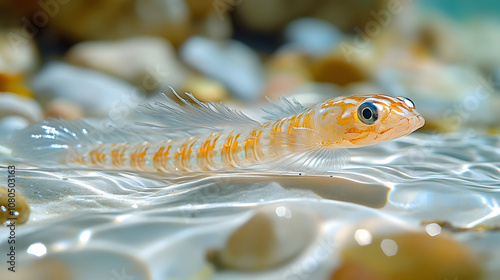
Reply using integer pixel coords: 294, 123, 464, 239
65, 36, 186, 91
284, 17, 343, 57
214, 204, 317, 270
32, 62, 140, 118
0, 93, 43, 122
180, 36, 264, 101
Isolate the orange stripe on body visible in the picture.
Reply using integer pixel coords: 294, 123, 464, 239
175, 137, 196, 171
153, 143, 171, 171
301, 110, 314, 128
269, 118, 289, 150
271, 119, 285, 133
196, 139, 210, 170
244, 130, 262, 163
89, 146, 106, 165
111, 144, 128, 167
89, 148, 100, 165
130, 144, 149, 170
206, 134, 220, 169
221, 134, 242, 168
287, 114, 301, 134
231, 134, 242, 165
71, 155, 85, 165
221, 135, 234, 167
197, 134, 221, 171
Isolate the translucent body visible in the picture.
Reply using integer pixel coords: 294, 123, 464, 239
71, 94, 424, 172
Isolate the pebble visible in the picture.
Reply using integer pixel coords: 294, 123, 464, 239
283, 17, 343, 57
2, 1, 230, 46
309, 52, 368, 87
0, 257, 70, 280
34, 0, 191, 45
0, 92, 43, 123
268, 50, 311, 74
332, 232, 483, 280
45, 99, 85, 119
8, 249, 150, 280
417, 16, 500, 69
31, 62, 140, 118
0, 186, 30, 225
262, 74, 307, 101
180, 36, 264, 101
209, 205, 317, 270
263, 50, 311, 99
310, 0, 392, 30
0, 73, 34, 98
234, 1, 317, 33
183, 76, 228, 102
0, 28, 39, 74
197, 11, 233, 40
235, 0, 391, 33
65, 36, 186, 92
0, 115, 30, 145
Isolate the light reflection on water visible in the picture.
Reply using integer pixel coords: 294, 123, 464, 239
0, 133, 499, 279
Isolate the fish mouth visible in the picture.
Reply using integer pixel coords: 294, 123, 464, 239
405, 114, 425, 134
393, 114, 425, 138
413, 114, 425, 130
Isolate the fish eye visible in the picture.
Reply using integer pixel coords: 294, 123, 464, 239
357, 102, 378, 125
402, 97, 415, 108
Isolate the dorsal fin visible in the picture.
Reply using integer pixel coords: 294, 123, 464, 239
138, 87, 260, 134
261, 96, 308, 121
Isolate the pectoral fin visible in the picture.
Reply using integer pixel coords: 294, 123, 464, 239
263, 127, 349, 173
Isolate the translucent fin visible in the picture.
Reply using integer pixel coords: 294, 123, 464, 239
264, 127, 349, 173
138, 87, 260, 134
276, 147, 349, 173
262, 96, 308, 121
7, 119, 153, 162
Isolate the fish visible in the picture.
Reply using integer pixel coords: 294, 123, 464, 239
9, 89, 425, 174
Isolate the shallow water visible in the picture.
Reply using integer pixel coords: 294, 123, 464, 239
1, 132, 499, 279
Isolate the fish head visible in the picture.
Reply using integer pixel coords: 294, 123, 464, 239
315, 94, 425, 148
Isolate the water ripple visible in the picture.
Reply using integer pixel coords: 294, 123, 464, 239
1, 133, 500, 279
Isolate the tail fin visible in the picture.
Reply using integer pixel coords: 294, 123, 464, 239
8, 119, 148, 163
8, 119, 95, 162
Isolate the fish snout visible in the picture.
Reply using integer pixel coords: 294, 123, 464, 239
412, 114, 425, 130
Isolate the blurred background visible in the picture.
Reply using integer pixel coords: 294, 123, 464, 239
1, 0, 499, 137
1, 2, 500, 280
